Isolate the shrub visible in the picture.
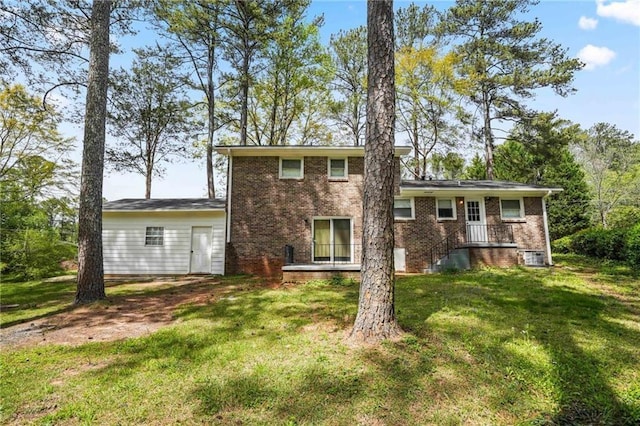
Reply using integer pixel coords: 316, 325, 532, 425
551, 235, 573, 254
626, 223, 640, 268
3, 229, 77, 279
570, 228, 627, 261
608, 206, 640, 230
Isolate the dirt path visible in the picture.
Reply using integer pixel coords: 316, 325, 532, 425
1, 276, 277, 349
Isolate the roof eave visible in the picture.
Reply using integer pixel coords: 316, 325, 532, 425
399, 186, 563, 197
214, 145, 412, 157
103, 207, 225, 213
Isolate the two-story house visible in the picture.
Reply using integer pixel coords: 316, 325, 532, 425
102, 145, 561, 280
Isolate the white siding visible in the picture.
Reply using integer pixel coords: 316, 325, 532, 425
102, 211, 226, 275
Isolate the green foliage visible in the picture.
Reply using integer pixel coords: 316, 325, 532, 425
543, 150, 592, 239
328, 26, 367, 146
570, 228, 628, 261
0, 84, 73, 180
492, 113, 592, 239
0, 85, 77, 279
463, 153, 487, 179
626, 224, 640, 268
573, 122, 640, 228
247, 3, 333, 146
3, 229, 77, 279
431, 152, 465, 179
395, 4, 469, 179
551, 235, 573, 254
439, 0, 582, 178
608, 206, 640, 230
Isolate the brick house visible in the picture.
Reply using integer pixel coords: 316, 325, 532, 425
214, 145, 561, 280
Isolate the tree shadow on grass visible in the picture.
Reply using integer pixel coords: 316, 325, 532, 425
397, 268, 639, 425
14, 270, 636, 424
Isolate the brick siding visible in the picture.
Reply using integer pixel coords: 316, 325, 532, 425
228, 154, 551, 275
228, 155, 368, 277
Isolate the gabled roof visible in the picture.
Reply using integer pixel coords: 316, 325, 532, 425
103, 198, 226, 212
400, 180, 562, 197
214, 145, 412, 157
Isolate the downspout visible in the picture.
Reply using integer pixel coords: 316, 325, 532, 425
226, 149, 233, 244
542, 190, 553, 266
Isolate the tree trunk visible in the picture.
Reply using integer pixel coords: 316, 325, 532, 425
349, 0, 401, 344
482, 90, 494, 180
145, 164, 152, 199
75, 0, 110, 304
206, 43, 216, 198
240, 49, 249, 146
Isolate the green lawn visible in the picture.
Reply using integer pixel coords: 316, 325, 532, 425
1, 255, 638, 425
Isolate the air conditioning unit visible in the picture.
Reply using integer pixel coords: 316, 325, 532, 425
523, 251, 545, 266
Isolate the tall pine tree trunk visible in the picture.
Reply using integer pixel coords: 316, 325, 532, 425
206, 44, 216, 198
349, 0, 401, 344
482, 90, 494, 180
75, 0, 110, 304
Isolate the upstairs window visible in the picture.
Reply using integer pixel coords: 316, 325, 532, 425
394, 198, 414, 220
328, 158, 348, 180
279, 158, 304, 179
145, 227, 164, 246
437, 198, 456, 220
500, 199, 524, 219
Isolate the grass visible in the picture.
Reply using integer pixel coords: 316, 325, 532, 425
1, 255, 638, 425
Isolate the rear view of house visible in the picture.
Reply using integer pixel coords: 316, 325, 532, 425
215, 145, 561, 280
100, 146, 560, 278
102, 199, 226, 275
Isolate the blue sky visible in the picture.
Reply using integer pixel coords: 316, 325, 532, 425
101, 0, 639, 200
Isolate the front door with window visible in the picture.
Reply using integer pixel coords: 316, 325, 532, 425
465, 199, 487, 243
313, 218, 352, 262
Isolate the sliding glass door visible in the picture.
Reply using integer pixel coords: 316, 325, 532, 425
313, 218, 352, 263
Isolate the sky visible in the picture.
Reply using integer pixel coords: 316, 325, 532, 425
93, 0, 640, 201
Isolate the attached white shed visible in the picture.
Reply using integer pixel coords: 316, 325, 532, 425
102, 198, 226, 275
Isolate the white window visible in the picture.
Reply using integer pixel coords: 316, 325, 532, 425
145, 226, 164, 246
394, 198, 414, 220
500, 198, 524, 219
279, 158, 304, 179
437, 198, 456, 220
328, 158, 348, 180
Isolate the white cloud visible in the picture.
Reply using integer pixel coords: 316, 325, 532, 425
577, 44, 617, 70
578, 16, 599, 29
596, 0, 640, 26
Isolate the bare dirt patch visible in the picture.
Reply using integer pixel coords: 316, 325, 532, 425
1, 276, 280, 349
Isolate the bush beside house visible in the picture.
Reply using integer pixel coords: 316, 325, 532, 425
552, 223, 640, 268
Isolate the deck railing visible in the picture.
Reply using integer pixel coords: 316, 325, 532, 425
429, 224, 515, 267
312, 243, 361, 265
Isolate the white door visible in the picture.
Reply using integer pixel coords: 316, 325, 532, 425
394, 248, 406, 272
190, 227, 212, 273
465, 199, 487, 243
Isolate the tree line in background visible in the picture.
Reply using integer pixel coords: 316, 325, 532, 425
0, 1, 638, 283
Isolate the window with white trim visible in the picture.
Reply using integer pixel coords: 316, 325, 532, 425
436, 198, 456, 220
394, 198, 414, 219
279, 158, 304, 179
145, 226, 164, 246
328, 158, 348, 180
500, 198, 524, 219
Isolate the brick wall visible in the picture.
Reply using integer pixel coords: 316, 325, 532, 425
394, 196, 465, 272
228, 153, 551, 275
395, 196, 549, 271
228, 155, 365, 276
